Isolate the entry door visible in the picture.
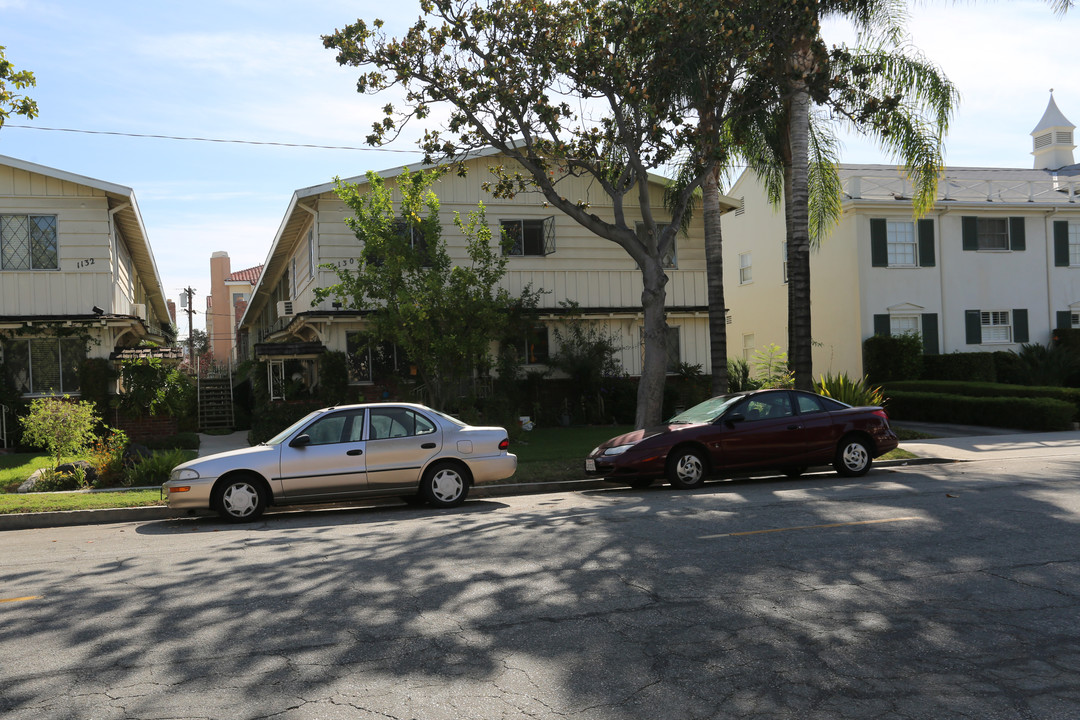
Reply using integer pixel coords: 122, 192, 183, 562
278, 408, 368, 500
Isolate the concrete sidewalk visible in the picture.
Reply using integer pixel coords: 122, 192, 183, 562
4, 426, 1080, 531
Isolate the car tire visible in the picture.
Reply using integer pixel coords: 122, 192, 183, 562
834, 435, 872, 477
421, 461, 469, 508
666, 447, 707, 489
212, 474, 268, 522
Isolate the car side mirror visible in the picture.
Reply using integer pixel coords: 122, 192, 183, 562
290, 434, 312, 448
724, 412, 745, 426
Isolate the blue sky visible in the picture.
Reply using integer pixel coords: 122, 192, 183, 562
1, 0, 1078, 337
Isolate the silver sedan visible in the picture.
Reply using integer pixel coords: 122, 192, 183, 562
163, 403, 517, 522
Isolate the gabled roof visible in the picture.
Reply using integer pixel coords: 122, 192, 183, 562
0, 154, 170, 326
240, 146, 740, 332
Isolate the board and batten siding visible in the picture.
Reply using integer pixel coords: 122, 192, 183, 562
0, 168, 121, 316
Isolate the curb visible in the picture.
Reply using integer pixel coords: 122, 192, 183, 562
0, 457, 950, 532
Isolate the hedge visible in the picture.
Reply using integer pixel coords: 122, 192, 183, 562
920, 353, 997, 382
884, 380, 1080, 420
885, 391, 1075, 431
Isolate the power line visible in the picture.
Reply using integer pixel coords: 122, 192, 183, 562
3, 124, 420, 153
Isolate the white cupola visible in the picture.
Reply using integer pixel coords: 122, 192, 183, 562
1031, 91, 1076, 170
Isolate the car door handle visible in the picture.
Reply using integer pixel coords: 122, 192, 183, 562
420, 442, 436, 449
346, 449, 364, 456
787, 424, 803, 431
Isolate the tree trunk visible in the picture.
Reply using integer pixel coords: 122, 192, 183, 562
635, 259, 669, 428
786, 82, 813, 391
702, 164, 728, 395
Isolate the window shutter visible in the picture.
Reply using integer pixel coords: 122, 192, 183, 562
965, 310, 982, 344
1054, 221, 1070, 267
1013, 309, 1029, 343
870, 219, 888, 267
917, 219, 935, 267
542, 216, 556, 255
921, 313, 939, 354
1009, 217, 1026, 251
962, 216, 978, 251
1057, 310, 1072, 331
873, 314, 890, 337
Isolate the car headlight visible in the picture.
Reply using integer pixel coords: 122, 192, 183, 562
603, 444, 636, 456
170, 468, 200, 481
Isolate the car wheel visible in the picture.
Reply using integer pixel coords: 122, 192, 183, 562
628, 478, 655, 489
834, 436, 872, 477
421, 461, 469, 508
212, 475, 267, 522
666, 447, 707, 489
784, 466, 808, 478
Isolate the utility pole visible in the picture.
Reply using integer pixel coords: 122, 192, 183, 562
183, 287, 196, 368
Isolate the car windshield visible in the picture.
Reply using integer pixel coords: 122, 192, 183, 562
263, 410, 324, 446
669, 395, 744, 424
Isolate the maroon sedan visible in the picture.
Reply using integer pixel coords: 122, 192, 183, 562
585, 389, 899, 489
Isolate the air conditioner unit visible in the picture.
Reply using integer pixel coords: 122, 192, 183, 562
132, 303, 146, 319
276, 300, 295, 318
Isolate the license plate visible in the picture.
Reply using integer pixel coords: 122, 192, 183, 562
585, 459, 596, 472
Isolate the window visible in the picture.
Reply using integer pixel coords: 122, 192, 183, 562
502, 218, 555, 256
290, 258, 297, 298
742, 333, 755, 362
520, 324, 549, 364
739, 252, 752, 284
886, 221, 917, 266
369, 407, 436, 440
635, 221, 676, 269
346, 332, 373, 384
962, 216, 1025, 252
890, 315, 920, 337
346, 332, 411, 384
307, 228, 315, 278
1, 215, 58, 270
393, 219, 429, 264
736, 392, 793, 421
980, 311, 1011, 343
870, 218, 935, 267
796, 393, 827, 415
1, 338, 84, 395
1071, 224, 1080, 266
781, 242, 788, 283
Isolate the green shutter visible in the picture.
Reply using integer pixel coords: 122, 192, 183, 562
962, 216, 978, 251
873, 314, 890, 336
1054, 221, 1070, 267
1012, 309, 1029, 343
1009, 217, 1026, 251
917, 219, 935, 267
965, 310, 982, 344
921, 313, 939, 354
870, 219, 888, 267
1057, 310, 1072, 331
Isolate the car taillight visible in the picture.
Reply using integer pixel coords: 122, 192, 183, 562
872, 409, 889, 422
499, 438, 509, 450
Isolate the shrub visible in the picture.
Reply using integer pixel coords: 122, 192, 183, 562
886, 391, 1074, 431
31, 467, 84, 492
726, 357, 758, 392
752, 344, 793, 388
921, 352, 997, 382
118, 356, 194, 417
992, 351, 1025, 386
863, 333, 923, 382
815, 372, 885, 407
318, 351, 352, 404
123, 448, 194, 487
1010, 342, 1080, 387
89, 427, 129, 487
882, 380, 1080, 421
19, 396, 100, 467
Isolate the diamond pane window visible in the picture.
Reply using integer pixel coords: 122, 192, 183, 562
1, 214, 58, 269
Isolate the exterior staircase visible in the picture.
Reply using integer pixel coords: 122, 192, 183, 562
198, 377, 235, 431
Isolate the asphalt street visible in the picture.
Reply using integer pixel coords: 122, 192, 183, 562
2, 448, 1080, 719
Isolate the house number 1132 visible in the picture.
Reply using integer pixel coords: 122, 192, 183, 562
76, 258, 96, 268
